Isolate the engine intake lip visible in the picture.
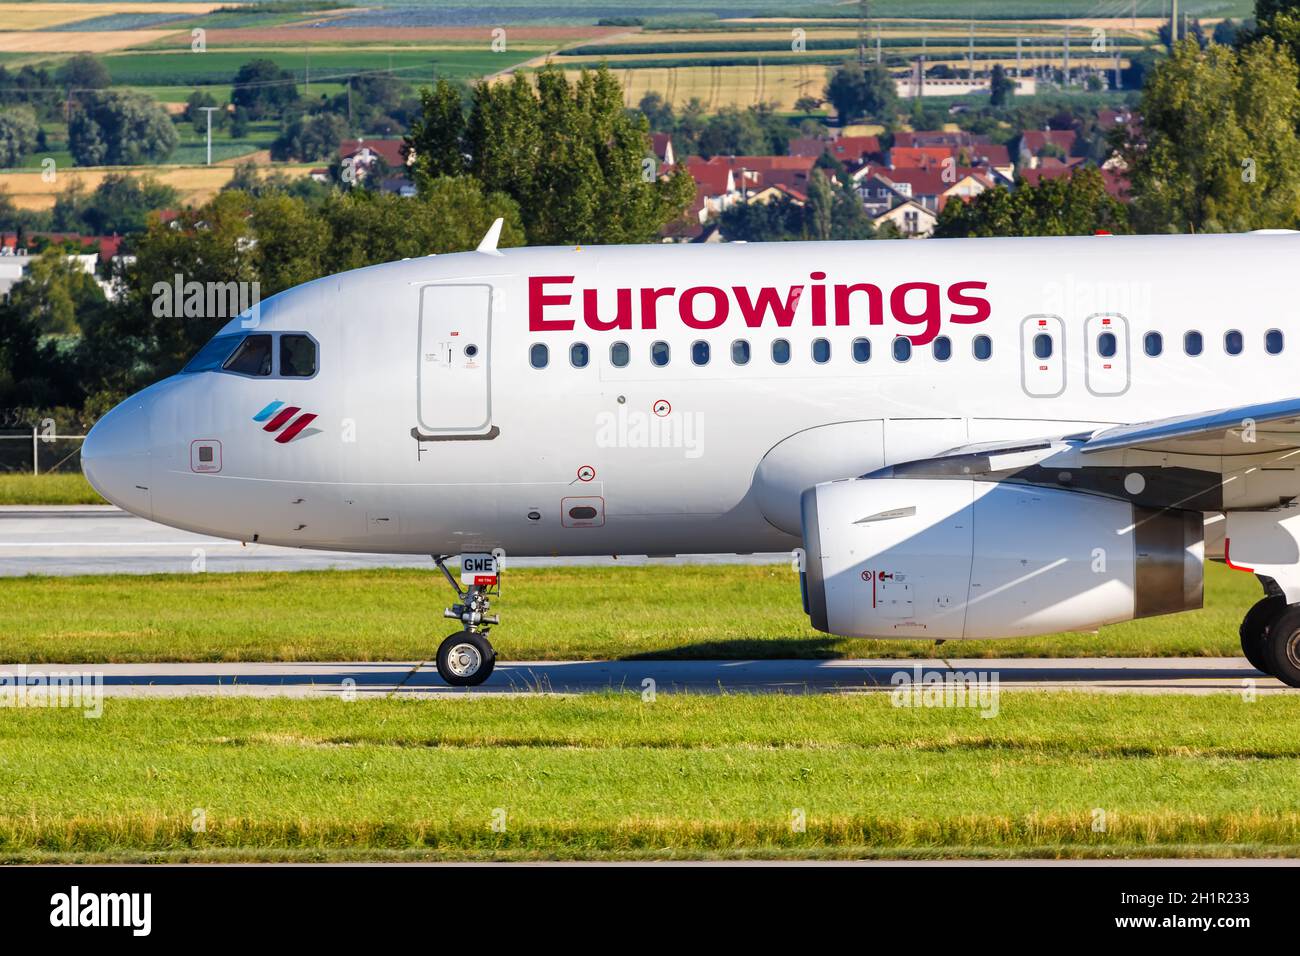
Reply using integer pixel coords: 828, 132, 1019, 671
801, 486, 830, 633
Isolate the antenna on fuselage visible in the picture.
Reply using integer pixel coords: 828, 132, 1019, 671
476, 217, 505, 256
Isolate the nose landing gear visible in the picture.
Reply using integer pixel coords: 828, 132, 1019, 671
433, 555, 499, 687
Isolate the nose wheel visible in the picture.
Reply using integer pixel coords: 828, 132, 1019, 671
432, 556, 500, 687
436, 630, 496, 686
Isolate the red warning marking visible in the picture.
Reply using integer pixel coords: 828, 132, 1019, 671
653, 400, 672, 417
473, 575, 498, 587
577, 465, 596, 482
1224, 538, 1255, 573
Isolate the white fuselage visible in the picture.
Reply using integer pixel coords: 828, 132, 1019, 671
82, 232, 1297, 559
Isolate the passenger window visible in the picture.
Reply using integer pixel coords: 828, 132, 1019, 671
1267, 329, 1284, 355
933, 335, 951, 361
223, 334, 272, 376
1097, 332, 1117, 358
812, 338, 830, 364
1033, 333, 1052, 360
731, 340, 750, 365
772, 339, 790, 364
1225, 330, 1243, 355
692, 340, 710, 365
1184, 331, 1203, 356
852, 337, 870, 363
893, 337, 911, 362
973, 335, 992, 360
1144, 332, 1162, 357
529, 343, 548, 369
610, 342, 629, 367
570, 343, 589, 368
651, 341, 670, 367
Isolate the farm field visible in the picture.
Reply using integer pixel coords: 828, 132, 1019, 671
0, 692, 1296, 862
0, 560, 1264, 663
0, 162, 314, 210
0, 2, 226, 32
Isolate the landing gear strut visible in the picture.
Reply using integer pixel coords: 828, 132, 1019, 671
432, 555, 499, 687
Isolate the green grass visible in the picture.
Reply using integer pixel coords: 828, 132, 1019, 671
0, 693, 1295, 862
0, 473, 102, 506
0, 561, 1264, 663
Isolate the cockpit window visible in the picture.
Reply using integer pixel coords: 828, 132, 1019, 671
223, 334, 273, 376
280, 334, 317, 377
181, 334, 243, 374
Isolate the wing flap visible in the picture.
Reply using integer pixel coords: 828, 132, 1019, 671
1081, 398, 1300, 457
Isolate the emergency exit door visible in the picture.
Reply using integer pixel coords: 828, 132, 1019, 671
1084, 313, 1130, 397
417, 284, 492, 434
1020, 314, 1065, 398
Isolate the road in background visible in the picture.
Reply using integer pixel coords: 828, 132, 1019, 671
0, 506, 789, 576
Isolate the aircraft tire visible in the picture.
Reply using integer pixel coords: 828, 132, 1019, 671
436, 631, 497, 687
1240, 596, 1285, 675
1263, 605, 1300, 689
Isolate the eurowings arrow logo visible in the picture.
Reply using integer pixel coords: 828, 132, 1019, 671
253, 400, 319, 444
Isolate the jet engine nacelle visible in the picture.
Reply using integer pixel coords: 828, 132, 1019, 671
800, 478, 1203, 639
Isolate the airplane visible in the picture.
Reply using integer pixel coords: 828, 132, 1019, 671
81, 223, 1300, 688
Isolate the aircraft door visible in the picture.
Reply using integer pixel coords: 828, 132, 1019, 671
1084, 313, 1130, 397
1020, 315, 1065, 398
417, 284, 493, 434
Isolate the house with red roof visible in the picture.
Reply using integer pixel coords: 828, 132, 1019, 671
1016, 129, 1079, 169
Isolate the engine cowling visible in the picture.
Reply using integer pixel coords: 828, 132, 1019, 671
800, 478, 1203, 639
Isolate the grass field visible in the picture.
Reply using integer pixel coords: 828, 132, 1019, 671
0, 692, 1296, 862
0, 561, 1263, 663
0, 162, 314, 210
0, 473, 101, 506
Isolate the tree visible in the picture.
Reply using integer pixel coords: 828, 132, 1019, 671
68, 91, 177, 166
1124, 38, 1300, 233
720, 171, 876, 242
638, 91, 675, 129
183, 90, 224, 135
696, 104, 788, 158
231, 59, 299, 120
51, 173, 178, 235
6, 251, 107, 335
989, 64, 1015, 106
271, 110, 347, 162
794, 95, 822, 114
460, 65, 695, 245
824, 60, 897, 125
0, 106, 39, 168
406, 79, 466, 179
56, 54, 110, 91
934, 167, 1129, 238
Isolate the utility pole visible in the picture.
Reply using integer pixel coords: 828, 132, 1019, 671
200, 106, 219, 165
1114, 52, 1122, 91
876, 22, 882, 64
1171, 0, 1178, 49
968, 20, 975, 81
857, 0, 870, 67
1063, 25, 1070, 88
1016, 36, 1022, 77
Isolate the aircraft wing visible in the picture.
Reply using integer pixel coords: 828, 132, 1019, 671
1079, 397, 1300, 457
869, 398, 1300, 514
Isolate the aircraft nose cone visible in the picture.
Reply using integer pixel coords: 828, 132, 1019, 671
81, 393, 153, 519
